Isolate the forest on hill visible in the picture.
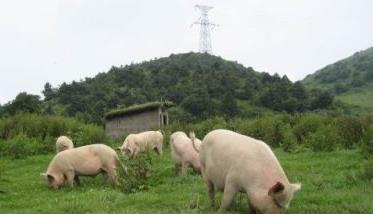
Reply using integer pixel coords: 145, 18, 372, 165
303, 47, 373, 112
303, 47, 373, 91
0, 53, 333, 124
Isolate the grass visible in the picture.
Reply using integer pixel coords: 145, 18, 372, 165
337, 83, 373, 111
0, 148, 372, 213
104, 101, 174, 120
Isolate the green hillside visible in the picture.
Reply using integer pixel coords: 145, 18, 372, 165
1, 53, 333, 123
303, 47, 373, 112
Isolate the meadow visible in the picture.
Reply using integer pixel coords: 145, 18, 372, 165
1, 148, 372, 214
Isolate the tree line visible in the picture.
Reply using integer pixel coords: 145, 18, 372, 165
0, 53, 334, 123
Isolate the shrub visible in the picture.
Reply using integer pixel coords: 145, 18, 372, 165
336, 117, 363, 149
0, 134, 46, 159
242, 116, 287, 147
306, 125, 342, 152
292, 114, 326, 144
0, 113, 109, 158
117, 152, 153, 193
361, 125, 373, 160
190, 116, 227, 138
282, 125, 299, 152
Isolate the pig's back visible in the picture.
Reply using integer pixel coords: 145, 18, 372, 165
201, 129, 286, 189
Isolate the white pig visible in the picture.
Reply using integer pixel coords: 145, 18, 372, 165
55, 136, 74, 153
119, 130, 163, 158
170, 131, 202, 175
196, 129, 301, 213
41, 144, 120, 189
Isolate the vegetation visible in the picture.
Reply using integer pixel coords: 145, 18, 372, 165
117, 152, 153, 194
105, 101, 174, 120
0, 113, 110, 159
1, 53, 334, 123
0, 148, 372, 213
1, 48, 373, 212
167, 113, 372, 153
303, 46, 373, 112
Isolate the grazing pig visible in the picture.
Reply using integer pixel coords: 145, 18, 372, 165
41, 144, 120, 189
55, 136, 74, 153
170, 131, 202, 175
197, 129, 301, 213
118, 130, 163, 158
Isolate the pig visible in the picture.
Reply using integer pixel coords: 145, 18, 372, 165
118, 130, 163, 158
170, 131, 202, 175
196, 129, 301, 213
41, 144, 120, 189
55, 136, 74, 153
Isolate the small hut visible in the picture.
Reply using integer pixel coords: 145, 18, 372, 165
104, 101, 173, 138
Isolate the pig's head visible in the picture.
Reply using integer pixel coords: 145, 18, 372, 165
118, 140, 134, 158
41, 173, 64, 189
262, 181, 301, 214
121, 146, 133, 157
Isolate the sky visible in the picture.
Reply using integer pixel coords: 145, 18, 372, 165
0, 0, 372, 104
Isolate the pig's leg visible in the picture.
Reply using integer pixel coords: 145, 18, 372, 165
74, 176, 80, 186
248, 205, 257, 214
102, 171, 109, 184
65, 171, 75, 188
107, 167, 118, 186
174, 163, 181, 175
181, 161, 188, 176
219, 180, 238, 211
156, 143, 163, 156
133, 148, 140, 158
206, 179, 216, 208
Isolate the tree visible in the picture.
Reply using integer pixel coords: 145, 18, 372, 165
220, 92, 239, 117
181, 88, 212, 120
309, 89, 333, 110
6, 92, 41, 115
42, 82, 55, 101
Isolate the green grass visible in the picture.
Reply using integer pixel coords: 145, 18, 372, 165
0, 149, 372, 213
337, 83, 373, 111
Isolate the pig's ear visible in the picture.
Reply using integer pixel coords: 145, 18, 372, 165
290, 183, 301, 193
47, 174, 55, 183
268, 182, 285, 196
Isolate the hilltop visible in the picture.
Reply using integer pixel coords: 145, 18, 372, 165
303, 47, 373, 112
2, 53, 333, 123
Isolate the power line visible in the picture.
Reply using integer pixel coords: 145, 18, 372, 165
193, 5, 217, 54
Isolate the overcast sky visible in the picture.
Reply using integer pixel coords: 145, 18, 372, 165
1, 0, 372, 104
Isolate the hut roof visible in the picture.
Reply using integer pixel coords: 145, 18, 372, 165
104, 101, 174, 120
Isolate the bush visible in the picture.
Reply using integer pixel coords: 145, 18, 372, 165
232, 115, 288, 147
306, 125, 342, 152
292, 114, 326, 144
117, 152, 153, 193
361, 125, 373, 159
0, 113, 109, 158
0, 134, 46, 159
336, 117, 363, 149
282, 125, 299, 152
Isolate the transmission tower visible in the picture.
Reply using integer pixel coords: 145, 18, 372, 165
193, 5, 216, 54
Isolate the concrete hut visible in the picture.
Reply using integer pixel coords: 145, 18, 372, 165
104, 101, 173, 138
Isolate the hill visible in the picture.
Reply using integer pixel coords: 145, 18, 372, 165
2, 53, 333, 123
303, 47, 373, 112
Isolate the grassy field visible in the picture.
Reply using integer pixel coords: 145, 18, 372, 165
336, 83, 373, 112
0, 148, 372, 214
